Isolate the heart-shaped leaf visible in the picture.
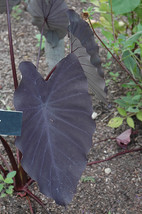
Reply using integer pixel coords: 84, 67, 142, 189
0, 0, 21, 13
14, 53, 95, 205
68, 9, 107, 102
28, 0, 69, 47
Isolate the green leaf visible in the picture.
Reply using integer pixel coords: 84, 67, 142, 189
122, 50, 139, 76
6, 188, 13, 195
125, 31, 142, 48
132, 95, 141, 101
7, 185, 14, 190
115, 99, 129, 108
108, 117, 124, 128
0, 184, 4, 192
102, 30, 114, 41
4, 177, 14, 184
136, 111, 142, 121
117, 107, 127, 116
111, 0, 140, 15
0, 174, 4, 181
81, 176, 95, 183
6, 171, 16, 179
127, 117, 135, 128
0, 193, 6, 198
127, 106, 139, 113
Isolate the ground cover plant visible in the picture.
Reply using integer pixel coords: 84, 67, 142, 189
0, 0, 106, 212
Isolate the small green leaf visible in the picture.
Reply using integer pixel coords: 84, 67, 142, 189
0, 184, 4, 192
0, 193, 6, 198
6, 188, 13, 195
117, 107, 127, 116
81, 176, 95, 183
7, 185, 14, 190
127, 106, 139, 113
4, 177, 14, 184
127, 117, 135, 128
7, 171, 16, 179
0, 174, 4, 181
132, 95, 141, 102
136, 111, 142, 121
108, 117, 124, 128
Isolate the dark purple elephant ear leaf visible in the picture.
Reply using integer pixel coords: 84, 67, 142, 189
0, 0, 21, 13
28, 0, 69, 47
14, 53, 95, 205
68, 9, 107, 102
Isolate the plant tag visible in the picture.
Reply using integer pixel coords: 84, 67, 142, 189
0, 110, 23, 136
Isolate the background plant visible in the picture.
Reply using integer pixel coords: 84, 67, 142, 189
86, 0, 142, 129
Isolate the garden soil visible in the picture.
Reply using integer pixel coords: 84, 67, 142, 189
0, 1, 142, 213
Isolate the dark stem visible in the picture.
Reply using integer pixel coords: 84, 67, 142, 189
0, 136, 23, 188
6, 0, 18, 89
87, 147, 142, 166
6, 0, 23, 176
88, 17, 142, 91
0, 164, 7, 177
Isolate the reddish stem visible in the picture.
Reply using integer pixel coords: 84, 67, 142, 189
24, 178, 34, 189
21, 188, 48, 212
45, 65, 56, 81
6, 0, 18, 89
87, 147, 142, 166
26, 196, 34, 214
